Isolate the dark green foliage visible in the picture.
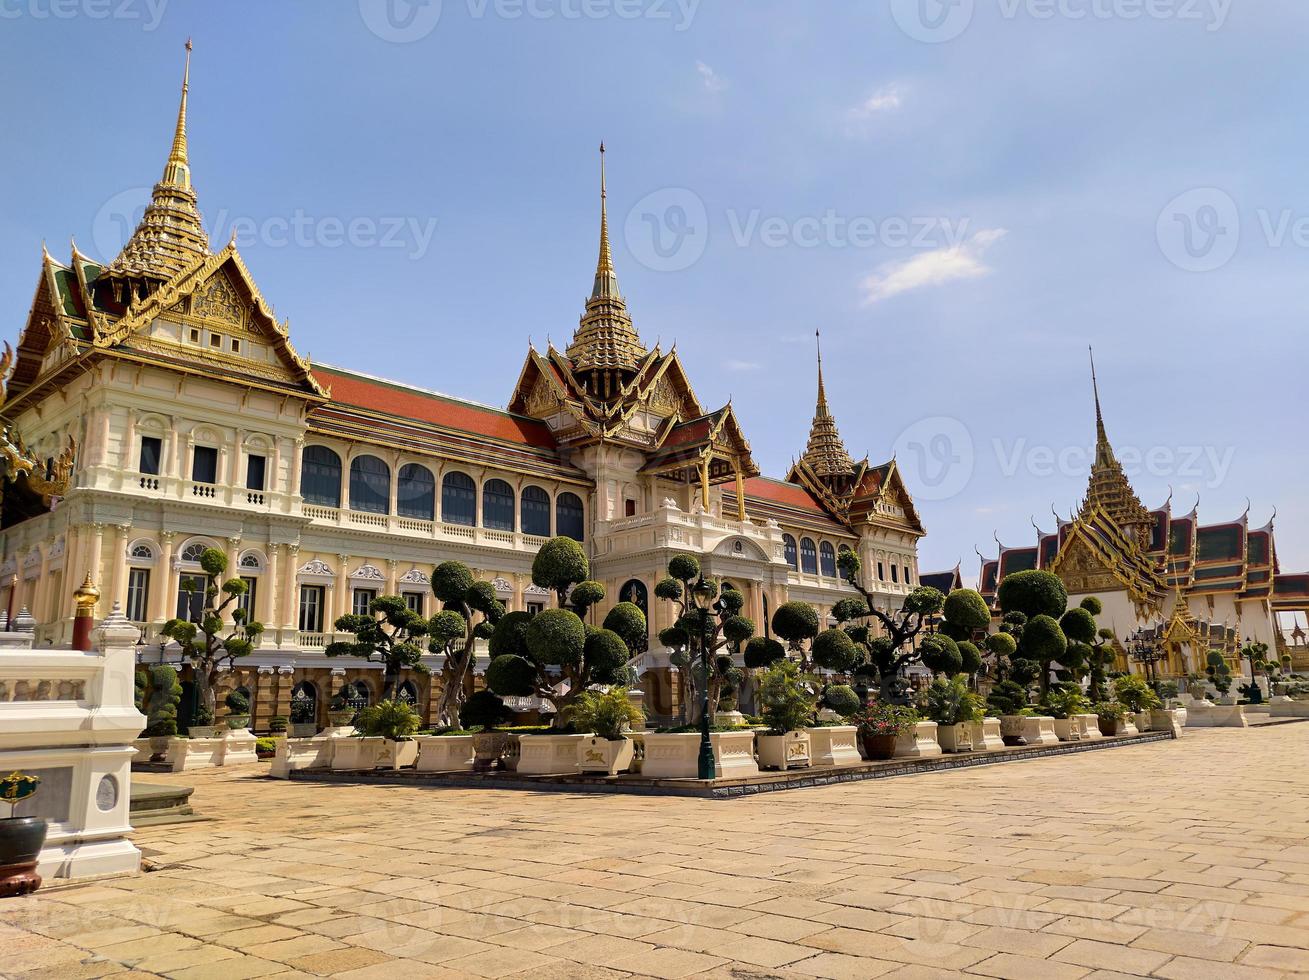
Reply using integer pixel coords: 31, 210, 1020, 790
721, 615, 755, 645
718, 588, 745, 615
327, 594, 430, 701
224, 689, 250, 714
269, 716, 288, 733
1079, 596, 1103, 616
1020, 613, 1068, 696
997, 569, 1068, 620
531, 536, 590, 601
143, 664, 182, 738
584, 629, 630, 682
744, 636, 786, 669
659, 625, 690, 650
942, 589, 991, 633
812, 628, 858, 672
603, 602, 648, 649
1059, 607, 1097, 645
432, 561, 475, 603
758, 659, 817, 735
525, 608, 586, 667
570, 581, 606, 611
489, 611, 533, 658
428, 610, 467, 647
355, 699, 420, 740
832, 597, 870, 623
987, 679, 1029, 716
460, 690, 515, 730
987, 632, 1018, 658
486, 655, 538, 696
654, 577, 684, 601
464, 580, 502, 616
957, 640, 983, 676
772, 601, 820, 646
822, 683, 862, 717
919, 634, 963, 677
667, 554, 700, 582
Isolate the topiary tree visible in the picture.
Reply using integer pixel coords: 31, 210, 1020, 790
655, 554, 755, 723
1206, 651, 1232, 696
160, 548, 263, 726
919, 633, 963, 678
940, 588, 992, 641
484, 538, 645, 726
426, 561, 506, 727
757, 659, 818, 735
1239, 640, 1271, 702
459, 689, 515, 731
143, 664, 182, 739
996, 569, 1068, 620
327, 594, 432, 706
772, 601, 820, 661
833, 549, 945, 704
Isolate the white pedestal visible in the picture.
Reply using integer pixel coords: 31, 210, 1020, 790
970, 718, 1004, 751
805, 726, 862, 766
894, 721, 942, 758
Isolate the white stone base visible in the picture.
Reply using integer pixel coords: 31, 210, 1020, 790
39, 837, 141, 879
1052, 718, 1080, 742
804, 726, 861, 766
937, 722, 975, 753
1186, 704, 1248, 728
578, 736, 635, 775
970, 718, 1004, 751
894, 721, 942, 758
417, 735, 475, 772
1270, 700, 1309, 718
270, 736, 333, 778
758, 731, 811, 770
331, 736, 383, 770
1149, 708, 1185, 736
1021, 716, 1059, 746
638, 732, 760, 779
517, 734, 588, 775
1073, 714, 1103, 740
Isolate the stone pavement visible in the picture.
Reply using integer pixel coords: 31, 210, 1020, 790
3, 725, 1308, 980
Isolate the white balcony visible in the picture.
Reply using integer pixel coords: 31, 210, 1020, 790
302, 506, 553, 551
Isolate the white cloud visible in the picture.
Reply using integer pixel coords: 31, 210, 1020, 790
697, 61, 727, 94
726, 359, 761, 372
860, 228, 1008, 305
845, 84, 904, 136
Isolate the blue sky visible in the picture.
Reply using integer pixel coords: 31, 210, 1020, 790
3, 0, 1307, 581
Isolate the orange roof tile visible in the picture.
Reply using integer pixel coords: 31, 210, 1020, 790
743, 476, 825, 513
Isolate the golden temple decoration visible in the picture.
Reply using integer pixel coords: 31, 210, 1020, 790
1079, 347, 1154, 544
799, 331, 855, 481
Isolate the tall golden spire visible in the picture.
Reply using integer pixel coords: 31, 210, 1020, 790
106, 40, 210, 284
799, 330, 854, 480
1080, 347, 1152, 542
567, 143, 646, 381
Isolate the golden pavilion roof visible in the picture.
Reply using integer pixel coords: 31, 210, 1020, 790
1078, 348, 1153, 539
105, 41, 211, 284
799, 332, 855, 480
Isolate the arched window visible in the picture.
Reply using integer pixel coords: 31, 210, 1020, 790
397, 463, 435, 521
441, 471, 477, 526
521, 485, 551, 537
820, 542, 837, 578
343, 680, 371, 715
763, 592, 771, 638
800, 537, 818, 574
483, 479, 515, 531
180, 542, 210, 563
301, 446, 342, 507
396, 680, 419, 707
783, 534, 798, 570
349, 455, 390, 514
290, 681, 317, 726
130, 544, 154, 560
556, 492, 585, 542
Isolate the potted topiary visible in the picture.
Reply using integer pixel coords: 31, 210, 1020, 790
268, 715, 288, 735
755, 660, 816, 770
255, 737, 278, 760
805, 683, 863, 767
0, 772, 45, 897
142, 664, 182, 762
1043, 685, 1092, 741
326, 687, 356, 728
987, 679, 1032, 746
850, 701, 919, 760
456, 689, 517, 773
352, 699, 421, 769
568, 687, 646, 776
920, 675, 983, 752
1093, 700, 1127, 735
224, 689, 251, 730
1113, 675, 1161, 731
290, 695, 318, 738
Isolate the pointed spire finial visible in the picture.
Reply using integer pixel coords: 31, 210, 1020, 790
163, 39, 193, 189
591, 140, 618, 301
1089, 345, 1107, 441
815, 330, 830, 415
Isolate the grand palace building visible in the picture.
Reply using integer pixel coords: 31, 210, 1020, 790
0, 48, 932, 728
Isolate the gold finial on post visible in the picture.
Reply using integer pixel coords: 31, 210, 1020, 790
72, 572, 100, 652
163, 39, 193, 189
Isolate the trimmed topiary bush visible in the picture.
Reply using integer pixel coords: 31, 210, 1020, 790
459, 690, 515, 730
997, 569, 1068, 620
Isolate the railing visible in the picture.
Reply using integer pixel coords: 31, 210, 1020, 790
299, 632, 328, 649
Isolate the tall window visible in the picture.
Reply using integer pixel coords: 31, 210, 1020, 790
556, 492, 584, 542
483, 479, 515, 531
441, 471, 476, 526
301, 446, 342, 507
904, 565, 912, 585
191, 445, 218, 484
820, 542, 837, 578
403, 592, 425, 615
783, 534, 798, 570
126, 568, 150, 622
238, 576, 258, 621
176, 580, 205, 621
521, 485, 551, 537
890, 564, 899, 583
298, 585, 325, 633
397, 463, 435, 520
245, 454, 266, 492
349, 455, 390, 514
352, 588, 377, 617
877, 561, 885, 581
800, 537, 818, 574
139, 436, 162, 475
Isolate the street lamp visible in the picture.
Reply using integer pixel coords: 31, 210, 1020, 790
1130, 627, 1165, 685
691, 576, 717, 781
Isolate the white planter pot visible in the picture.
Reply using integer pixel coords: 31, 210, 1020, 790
270, 736, 332, 778
578, 736, 636, 775
758, 731, 811, 770
418, 734, 476, 772
804, 726, 861, 767
331, 736, 384, 770
1021, 716, 1059, 746
1052, 718, 1080, 742
1132, 710, 1152, 732
970, 718, 1004, 751
1072, 714, 1103, 740
378, 738, 421, 770
639, 732, 760, 779
1117, 718, 1140, 736
222, 728, 259, 765
517, 734, 588, 775
937, 722, 974, 753
1149, 708, 1184, 736
894, 721, 942, 759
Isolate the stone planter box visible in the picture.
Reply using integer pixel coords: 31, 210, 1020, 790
578, 736, 636, 775
639, 732, 759, 779
1270, 700, 1309, 718
758, 731, 811, 770
222, 729, 258, 765
419, 734, 476, 772
894, 721, 942, 759
1149, 708, 1184, 736
936, 722, 974, 753
1132, 710, 1152, 732
1051, 718, 1081, 742
187, 725, 225, 738
1021, 716, 1058, 746
270, 736, 334, 778
331, 736, 384, 770
999, 715, 1028, 745
377, 738, 421, 770
714, 711, 747, 727
1187, 704, 1248, 727
970, 718, 1004, 751
517, 734, 589, 775
1071, 714, 1102, 740
804, 726, 861, 767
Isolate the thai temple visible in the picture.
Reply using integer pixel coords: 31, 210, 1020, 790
976, 354, 1309, 680
0, 46, 937, 728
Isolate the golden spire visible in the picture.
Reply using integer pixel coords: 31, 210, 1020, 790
1079, 347, 1152, 542
567, 143, 647, 379
106, 40, 210, 283
799, 330, 854, 480
1090, 345, 1114, 469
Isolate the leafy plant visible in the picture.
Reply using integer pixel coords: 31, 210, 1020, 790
986, 679, 1029, 717
225, 689, 250, 714
564, 687, 645, 741
427, 563, 507, 726
1112, 674, 1161, 713
1205, 652, 1232, 695
142, 664, 182, 738
1042, 685, 1090, 720
268, 715, 288, 734
1092, 700, 1126, 723
757, 659, 817, 735
849, 701, 919, 737
355, 699, 420, 741
822, 683, 862, 718
459, 689, 515, 731
919, 675, 984, 726
291, 697, 315, 724
255, 737, 277, 756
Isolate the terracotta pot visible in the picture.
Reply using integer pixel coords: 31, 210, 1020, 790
860, 732, 898, 760
0, 817, 47, 898
1098, 717, 1121, 736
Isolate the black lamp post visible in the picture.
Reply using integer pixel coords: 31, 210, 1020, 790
1130, 628, 1165, 684
691, 576, 717, 780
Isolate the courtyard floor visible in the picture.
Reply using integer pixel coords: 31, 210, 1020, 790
3, 725, 1309, 980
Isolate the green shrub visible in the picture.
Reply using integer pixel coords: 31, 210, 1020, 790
849, 701, 919, 737
997, 569, 1068, 620
757, 659, 817, 735
942, 589, 991, 634
919, 675, 984, 726
459, 690, 515, 730
268, 715, 288, 734
812, 628, 858, 672
143, 664, 182, 738
986, 679, 1029, 716
224, 689, 250, 714
957, 641, 982, 676
532, 537, 589, 599
525, 608, 586, 667
485, 655, 538, 697
822, 683, 862, 718
355, 700, 420, 740
1042, 685, 1090, 720
919, 634, 962, 677
744, 636, 786, 669
255, 737, 277, 756
1112, 674, 1161, 712
1093, 700, 1126, 723
771, 601, 820, 648
564, 687, 645, 740
602, 602, 648, 650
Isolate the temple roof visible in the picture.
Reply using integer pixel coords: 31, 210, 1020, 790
797, 332, 854, 480
1079, 349, 1153, 539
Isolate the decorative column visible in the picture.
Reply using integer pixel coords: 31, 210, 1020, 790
153, 532, 176, 623
123, 412, 137, 471
283, 544, 300, 632
87, 524, 106, 598
335, 555, 351, 621
276, 665, 295, 722
386, 559, 398, 597
734, 462, 747, 522
256, 665, 274, 729
289, 439, 304, 500
265, 545, 281, 630
35, 545, 52, 624
108, 525, 130, 609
